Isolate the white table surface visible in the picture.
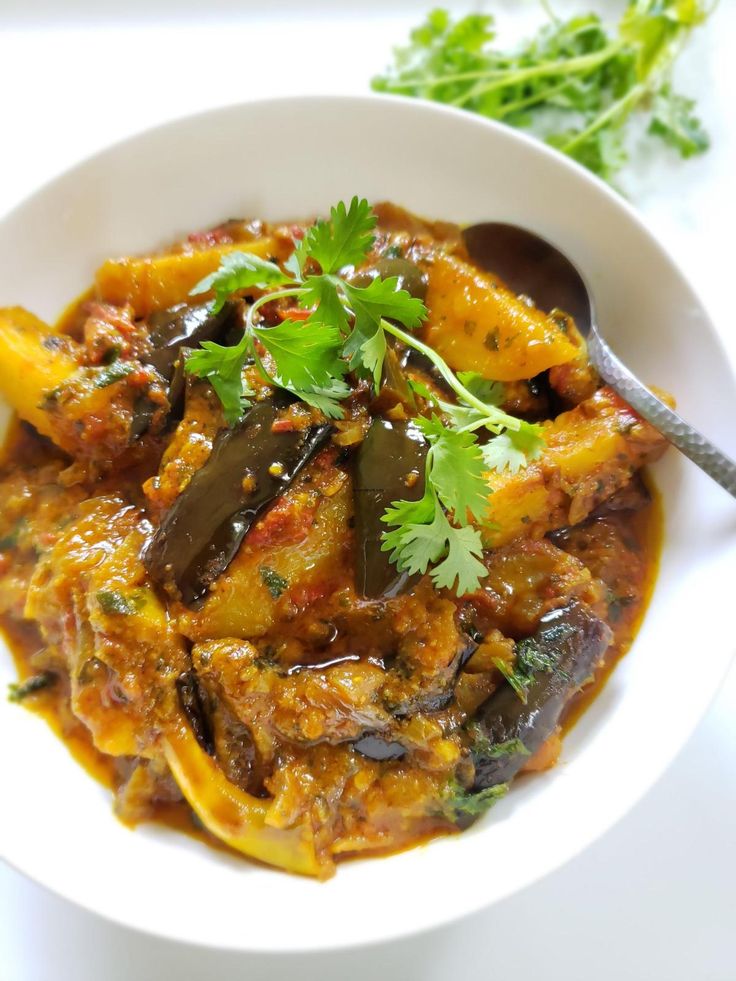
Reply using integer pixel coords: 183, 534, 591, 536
1, 2, 735, 979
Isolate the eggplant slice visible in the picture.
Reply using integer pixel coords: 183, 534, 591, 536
145, 395, 331, 604
471, 602, 611, 790
353, 417, 427, 599
146, 301, 238, 382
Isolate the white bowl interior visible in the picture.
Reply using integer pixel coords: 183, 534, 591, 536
0, 96, 735, 952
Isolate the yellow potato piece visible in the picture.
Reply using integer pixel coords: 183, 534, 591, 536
95, 238, 279, 317
0, 307, 78, 444
422, 252, 579, 381
486, 387, 668, 545
181, 484, 351, 642
164, 722, 328, 878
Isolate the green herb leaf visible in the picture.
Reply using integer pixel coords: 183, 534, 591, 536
288, 381, 351, 419
373, 3, 711, 183
382, 478, 488, 596
94, 362, 136, 388
301, 275, 351, 336
466, 723, 531, 759
8, 671, 57, 703
185, 338, 254, 426
259, 565, 289, 599
648, 85, 709, 158
429, 522, 488, 595
456, 371, 504, 406
342, 278, 427, 330
302, 196, 377, 274
493, 635, 562, 703
482, 423, 545, 474
97, 589, 145, 616
190, 251, 291, 312
358, 322, 387, 392
253, 319, 347, 394
437, 780, 508, 823
415, 416, 489, 524
177, 199, 544, 597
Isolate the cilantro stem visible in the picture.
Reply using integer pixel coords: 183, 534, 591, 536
494, 74, 583, 119
380, 320, 521, 433
449, 42, 625, 107
244, 288, 303, 334
561, 82, 648, 152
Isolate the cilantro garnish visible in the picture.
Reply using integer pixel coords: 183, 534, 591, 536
259, 565, 288, 599
8, 671, 57, 703
184, 196, 545, 595
97, 589, 146, 616
493, 635, 564, 703
437, 780, 509, 823
466, 723, 531, 760
372, 2, 710, 184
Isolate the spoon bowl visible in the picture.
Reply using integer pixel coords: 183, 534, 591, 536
463, 221, 736, 498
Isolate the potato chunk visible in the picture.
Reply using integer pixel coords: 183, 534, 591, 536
486, 387, 668, 545
180, 483, 352, 642
0, 307, 78, 445
421, 252, 579, 381
95, 238, 280, 317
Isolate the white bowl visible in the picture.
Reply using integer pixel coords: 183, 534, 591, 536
0, 95, 734, 953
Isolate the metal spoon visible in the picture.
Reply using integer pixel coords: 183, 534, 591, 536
462, 223, 736, 498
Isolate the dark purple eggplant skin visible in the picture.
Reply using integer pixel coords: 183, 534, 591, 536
353, 734, 408, 761
353, 418, 427, 599
145, 395, 331, 605
176, 670, 215, 756
129, 302, 239, 436
146, 301, 237, 384
471, 603, 612, 790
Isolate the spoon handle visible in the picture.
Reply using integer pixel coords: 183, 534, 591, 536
587, 325, 736, 498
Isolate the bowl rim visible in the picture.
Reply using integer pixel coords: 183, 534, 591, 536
1, 92, 735, 953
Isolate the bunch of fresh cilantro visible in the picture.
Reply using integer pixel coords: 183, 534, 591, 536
372, 0, 712, 183
184, 197, 543, 596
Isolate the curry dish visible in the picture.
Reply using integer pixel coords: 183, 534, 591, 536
0, 200, 665, 878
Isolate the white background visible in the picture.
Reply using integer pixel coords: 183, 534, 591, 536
0, 1, 735, 978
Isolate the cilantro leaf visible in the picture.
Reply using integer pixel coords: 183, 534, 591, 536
381, 458, 488, 596
290, 381, 351, 419
456, 371, 504, 406
429, 522, 487, 594
492, 635, 563, 704
358, 323, 387, 392
342, 278, 426, 330
466, 724, 531, 760
178, 198, 544, 597
393, 515, 451, 577
482, 423, 544, 474
415, 416, 489, 524
253, 319, 347, 393
185, 339, 254, 425
302, 197, 377, 274
648, 85, 709, 158
259, 565, 288, 599
284, 236, 310, 279
8, 671, 57, 703
436, 780, 508, 823
301, 275, 350, 336
190, 251, 292, 312
341, 278, 425, 389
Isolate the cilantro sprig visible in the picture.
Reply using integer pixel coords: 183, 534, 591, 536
184, 196, 544, 595
372, 2, 711, 184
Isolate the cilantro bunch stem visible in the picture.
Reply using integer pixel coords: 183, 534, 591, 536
372, 3, 711, 183
449, 42, 626, 107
